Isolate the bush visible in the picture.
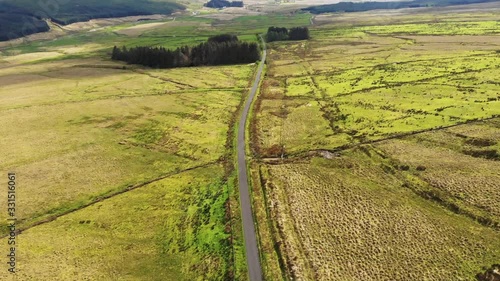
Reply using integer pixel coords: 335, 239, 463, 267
264, 144, 285, 157
416, 165, 426, 171
476, 264, 500, 281
399, 165, 410, 171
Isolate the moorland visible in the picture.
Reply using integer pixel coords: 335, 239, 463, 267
0, 8, 309, 280
250, 4, 500, 281
0, 0, 499, 280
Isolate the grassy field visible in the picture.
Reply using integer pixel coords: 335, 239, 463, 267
1, 2, 499, 279
0, 12, 311, 57
254, 13, 500, 157
0, 9, 298, 279
0, 60, 250, 279
258, 147, 500, 280
376, 118, 500, 228
0, 58, 252, 231
254, 118, 500, 280
251, 6, 500, 281
1, 166, 233, 280
0, 7, 316, 279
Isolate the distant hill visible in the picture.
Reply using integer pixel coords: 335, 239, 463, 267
0, 0, 184, 41
303, 0, 500, 14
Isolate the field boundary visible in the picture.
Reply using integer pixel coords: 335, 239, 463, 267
1, 160, 221, 239
260, 115, 500, 162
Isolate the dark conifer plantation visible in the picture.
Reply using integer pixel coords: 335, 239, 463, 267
265, 26, 310, 42
204, 0, 244, 8
289, 27, 310, 40
111, 34, 260, 68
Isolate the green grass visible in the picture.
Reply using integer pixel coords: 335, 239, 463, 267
224, 13, 312, 34
358, 21, 500, 35
256, 18, 500, 156
0, 12, 263, 279
0, 165, 231, 280
0, 61, 252, 232
2, 5, 499, 280
246, 64, 286, 281
1, 11, 311, 63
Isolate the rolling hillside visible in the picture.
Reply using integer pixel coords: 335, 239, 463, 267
0, 0, 184, 41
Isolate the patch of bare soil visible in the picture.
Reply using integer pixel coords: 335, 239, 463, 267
197, 7, 263, 20
115, 22, 172, 36
64, 15, 169, 32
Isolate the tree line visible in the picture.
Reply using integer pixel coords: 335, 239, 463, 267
266, 26, 310, 42
111, 34, 260, 68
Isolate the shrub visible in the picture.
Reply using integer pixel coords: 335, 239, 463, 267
416, 165, 426, 171
399, 165, 410, 171
475, 264, 500, 281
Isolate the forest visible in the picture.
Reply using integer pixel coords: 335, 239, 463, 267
303, 0, 499, 13
112, 34, 260, 68
204, 0, 244, 8
266, 27, 310, 42
0, 0, 183, 41
0, 13, 49, 41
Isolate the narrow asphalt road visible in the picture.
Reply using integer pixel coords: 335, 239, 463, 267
237, 35, 266, 281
